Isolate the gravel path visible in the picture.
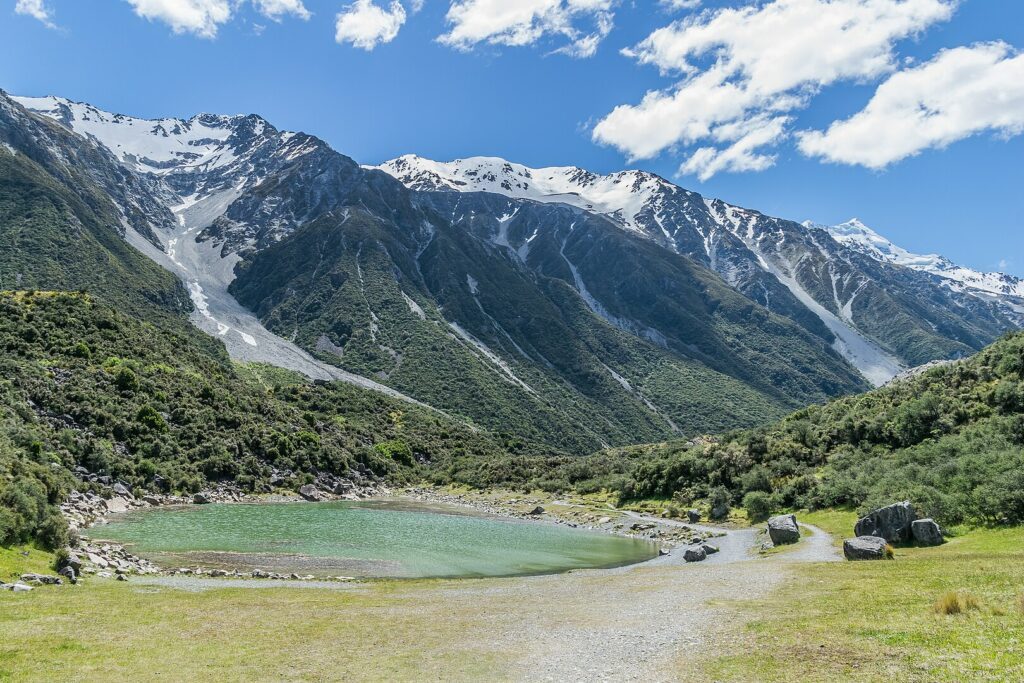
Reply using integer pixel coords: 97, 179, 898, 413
437, 516, 838, 681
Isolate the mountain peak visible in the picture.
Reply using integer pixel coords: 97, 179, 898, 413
12, 94, 281, 176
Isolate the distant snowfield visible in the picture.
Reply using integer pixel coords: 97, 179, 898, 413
123, 189, 424, 406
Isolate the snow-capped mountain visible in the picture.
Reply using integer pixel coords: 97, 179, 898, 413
819, 218, 1024, 300
12, 95, 327, 228
378, 155, 1021, 383
373, 155, 680, 235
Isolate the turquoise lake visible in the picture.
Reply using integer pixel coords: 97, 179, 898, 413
95, 500, 659, 578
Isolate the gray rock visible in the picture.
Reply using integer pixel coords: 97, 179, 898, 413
62, 552, 83, 573
103, 497, 130, 514
855, 501, 915, 544
8, 583, 33, 593
528, 506, 545, 516
700, 543, 720, 555
21, 573, 62, 585
298, 484, 325, 502
193, 492, 212, 505
142, 495, 163, 506
116, 573, 128, 582
112, 482, 134, 499
710, 503, 729, 521
767, 514, 800, 545
843, 536, 892, 561
686, 509, 701, 523
911, 518, 944, 546
58, 566, 78, 584
683, 545, 707, 563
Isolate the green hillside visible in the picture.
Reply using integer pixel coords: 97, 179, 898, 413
618, 332, 1024, 526
0, 292, 518, 548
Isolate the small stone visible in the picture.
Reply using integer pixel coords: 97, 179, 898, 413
116, 573, 128, 582
700, 543, 720, 555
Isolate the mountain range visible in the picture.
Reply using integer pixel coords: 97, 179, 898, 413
2, 92, 1020, 454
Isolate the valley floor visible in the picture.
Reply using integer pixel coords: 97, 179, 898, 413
1, 504, 1022, 682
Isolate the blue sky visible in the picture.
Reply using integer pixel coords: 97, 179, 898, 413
2, 0, 1022, 276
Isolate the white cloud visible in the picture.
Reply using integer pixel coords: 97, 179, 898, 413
252, 0, 310, 21
681, 114, 790, 181
659, 0, 700, 11
125, 0, 234, 38
124, 0, 310, 38
335, 0, 407, 50
439, 0, 615, 58
798, 42, 1024, 168
15, 0, 57, 28
592, 0, 955, 179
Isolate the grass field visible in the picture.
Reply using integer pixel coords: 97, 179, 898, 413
701, 511, 1024, 682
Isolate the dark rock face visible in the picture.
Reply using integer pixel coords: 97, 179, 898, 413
767, 514, 801, 545
911, 519, 944, 546
683, 546, 708, 563
686, 509, 701, 523
528, 506, 545, 516
700, 543, 720, 555
854, 501, 915, 543
843, 536, 891, 561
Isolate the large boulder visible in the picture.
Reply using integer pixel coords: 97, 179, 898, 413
192, 492, 212, 505
683, 545, 708, 563
843, 536, 892, 561
112, 482, 134, 499
103, 497, 130, 514
767, 514, 800, 545
298, 484, 325, 502
686, 509, 701, 524
911, 519, 944, 546
854, 501, 915, 543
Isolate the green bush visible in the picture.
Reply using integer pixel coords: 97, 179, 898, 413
743, 491, 773, 522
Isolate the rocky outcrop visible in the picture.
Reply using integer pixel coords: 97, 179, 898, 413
854, 501, 915, 544
911, 519, 944, 546
20, 573, 63, 585
843, 536, 892, 561
767, 514, 801, 545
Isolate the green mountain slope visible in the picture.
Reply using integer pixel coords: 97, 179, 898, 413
0, 292, 519, 547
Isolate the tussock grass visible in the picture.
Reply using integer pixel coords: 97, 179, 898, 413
934, 591, 981, 615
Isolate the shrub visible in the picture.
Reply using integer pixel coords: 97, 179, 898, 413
742, 491, 772, 522
708, 485, 731, 521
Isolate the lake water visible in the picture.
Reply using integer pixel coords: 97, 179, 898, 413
95, 499, 659, 578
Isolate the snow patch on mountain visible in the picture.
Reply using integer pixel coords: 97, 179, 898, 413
814, 218, 1024, 300
13, 95, 248, 175
372, 154, 678, 234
